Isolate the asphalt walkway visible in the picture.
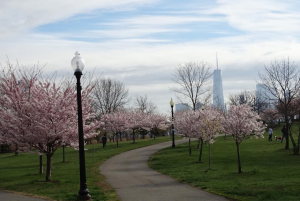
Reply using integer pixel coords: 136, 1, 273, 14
99, 139, 228, 201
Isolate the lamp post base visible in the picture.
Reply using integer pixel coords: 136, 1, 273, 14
77, 189, 91, 201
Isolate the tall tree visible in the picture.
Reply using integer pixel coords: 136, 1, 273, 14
258, 58, 300, 151
172, 62, 212, 111
92, 77, 129, 117
135, 95, 157, 114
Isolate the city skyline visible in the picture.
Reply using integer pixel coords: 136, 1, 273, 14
1, 0, 300, 114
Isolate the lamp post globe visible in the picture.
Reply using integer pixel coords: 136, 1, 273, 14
71, 51, 85, 73
72, 51, 91, 200
170, 98, 175, 148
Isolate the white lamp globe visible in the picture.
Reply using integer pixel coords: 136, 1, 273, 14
71, 51, 85, 73
170, 98, 174, 107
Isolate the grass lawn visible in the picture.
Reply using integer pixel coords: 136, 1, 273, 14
0, 136, 175, 201
148, 127, 300, 201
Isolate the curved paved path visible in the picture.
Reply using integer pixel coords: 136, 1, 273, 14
99, 139, 228, 201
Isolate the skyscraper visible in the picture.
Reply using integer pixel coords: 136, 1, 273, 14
256, 83, 276, 109
213, 55, 224, 110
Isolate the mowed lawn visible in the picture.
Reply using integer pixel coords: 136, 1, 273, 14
0, 136, 174, 201
148, 128, 300, 201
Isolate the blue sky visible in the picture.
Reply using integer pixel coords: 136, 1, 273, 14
1, 0, 300, 113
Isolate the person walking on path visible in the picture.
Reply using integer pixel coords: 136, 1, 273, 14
268, 128, 273, 141
102, 134, 107, 149
281, 125, 287, 143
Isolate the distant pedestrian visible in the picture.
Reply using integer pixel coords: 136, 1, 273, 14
268, 128, 273, 141
102, 134, 107, 149
281, 125, 287, 143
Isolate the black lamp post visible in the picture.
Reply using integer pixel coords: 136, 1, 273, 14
71, 51, 91, 200
170, 98, 175, 148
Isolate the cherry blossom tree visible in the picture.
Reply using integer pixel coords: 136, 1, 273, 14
102, 111, 129, 147
174, 111, 199, 156
197, 107, 223, 169
143, 113, 167, 140
126, 110, 147, 144
260, 108, 281, 125
222, 104, 265, 173
0, 65, 99, 181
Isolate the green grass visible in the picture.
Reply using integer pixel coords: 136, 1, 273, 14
0, 136, 175, 201
148, 129, 300, 201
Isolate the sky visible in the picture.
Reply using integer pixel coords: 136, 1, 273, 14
1, 0, 300, 114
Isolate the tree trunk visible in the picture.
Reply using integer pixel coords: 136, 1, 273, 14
189, 138, 191, 155
284, 114, 290, 149
63, 145, 65, 163
208, 144, 211, 169
197, 139, 200, 149
46, 154, 52, 181
39, 154, 43, 174
236, 141, 242, 173
15, 144, 18, 156
199, 138, 203, 162
133, 130, 136, 144
116, 133, 119, 147
289, 129, 299, 155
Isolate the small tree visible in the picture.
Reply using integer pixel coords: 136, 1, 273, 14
198, 107, 223, 169
102, 111, 128, 147
146, 113, 168, 140
126, 110, 147, 144
174, 111, 197, 156
223, 104, 265, 173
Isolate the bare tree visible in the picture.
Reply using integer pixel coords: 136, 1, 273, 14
228, 90, 268, 114
258, 58, 300, 152
172, 62, 212, 111
228, 90, 255, 107
92, 77, 129, 117
135, 95, 157, 114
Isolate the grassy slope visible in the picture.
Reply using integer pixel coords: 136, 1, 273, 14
0, 136, 174, 201
149, 128, 300, 201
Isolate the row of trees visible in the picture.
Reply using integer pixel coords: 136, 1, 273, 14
174, 105, 265, 173
0, 63, 166, 181
172, 58, 300, 155
102, 110, 167, 146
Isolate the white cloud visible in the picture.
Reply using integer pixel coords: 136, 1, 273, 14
211, 0, 300, 33
102, 15, 222, 27
0, 0, 161, 38
64, 28, 189, 39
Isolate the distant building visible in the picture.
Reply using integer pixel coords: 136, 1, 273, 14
256, 84, 276, 109
213, 69, 225, 110
175, 103, 190, 112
